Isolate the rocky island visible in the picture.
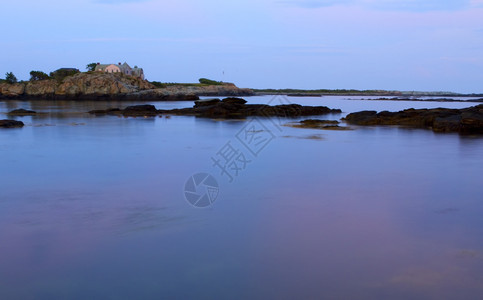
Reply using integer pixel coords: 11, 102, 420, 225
0, 72, 253, 101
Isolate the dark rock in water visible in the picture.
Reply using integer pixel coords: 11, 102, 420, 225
0, 119, 24, 128
300, 119, 340, 126
88, 97, 342, 119
123, 105, 158, 116
221, 97, 247, 105
8, 109, 37, 116
288, 119, 351, 130
319, 125, 352, 130
432, 115, 462, 133
342, 111, 378, 125
343, 104, 483, 134
194, 98, 221, 107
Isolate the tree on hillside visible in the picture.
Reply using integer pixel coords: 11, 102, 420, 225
86, 63, 97, 72
49, 68, 80, 82
29, 71, 50, 81
5, 72, 18, 84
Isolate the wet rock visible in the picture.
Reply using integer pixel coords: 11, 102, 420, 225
342, 111, 378, 125
221, 97, 247, 105
343, 104, 483, 134
0, 119, 24, 128
123, 105, 158, 117
194, 98, 221, 107
8, 109, 37, 116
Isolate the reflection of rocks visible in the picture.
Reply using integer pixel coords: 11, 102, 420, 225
8, 109, 37, 116
0, 119, 24, 128
343, 105, 483, 134
88, 98, 342, 118
287, 119, 352, 130
282, 134, 325, 140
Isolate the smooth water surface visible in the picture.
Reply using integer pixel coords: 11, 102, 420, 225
0, 96, 482, 299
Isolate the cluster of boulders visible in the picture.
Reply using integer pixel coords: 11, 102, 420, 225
343, 105, 483, 134
89, 97, 342, 118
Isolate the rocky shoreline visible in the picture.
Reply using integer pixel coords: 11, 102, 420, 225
352, 97, 483, 103
0, 73, 253, 101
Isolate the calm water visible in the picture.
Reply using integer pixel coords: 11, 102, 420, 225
0, 96, 482, 299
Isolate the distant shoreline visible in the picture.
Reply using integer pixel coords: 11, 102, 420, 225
253, 89, 483, 98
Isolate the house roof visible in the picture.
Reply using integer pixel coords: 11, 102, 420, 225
95, 64, 111, 70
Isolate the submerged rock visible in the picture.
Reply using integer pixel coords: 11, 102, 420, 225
287, 119, 351, 130
0, 119, 24, 128
300, 119, 340, 126
343, 104, 483, 134
8, 109, 37, 116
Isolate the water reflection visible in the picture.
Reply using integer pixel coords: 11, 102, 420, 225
0, 97, 482, 299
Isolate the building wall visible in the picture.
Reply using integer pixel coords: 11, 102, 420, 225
105, 65, 121, 73
96, 63, 144, 79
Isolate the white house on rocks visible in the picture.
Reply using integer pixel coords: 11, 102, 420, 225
95, 62, 144, 80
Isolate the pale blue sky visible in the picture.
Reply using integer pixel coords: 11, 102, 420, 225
2, 0, 483, 92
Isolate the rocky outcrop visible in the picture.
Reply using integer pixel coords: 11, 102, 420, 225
0, 120, 24, 128
0, 83, 25, 97
89, 97, 342, 118
0, 73, 155, 100
0, 74, 252, 100
343, 105, 483, 134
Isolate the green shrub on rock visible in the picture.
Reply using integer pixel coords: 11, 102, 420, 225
199, 78, 223, 85
29, 71, 50, 81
